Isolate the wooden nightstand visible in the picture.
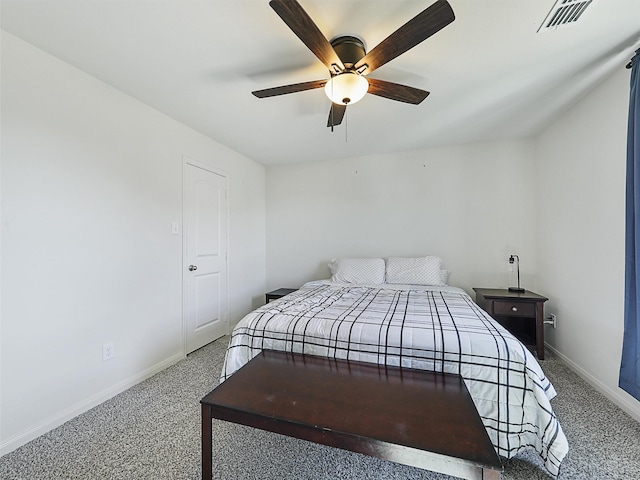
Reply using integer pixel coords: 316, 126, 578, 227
265, 288, 297, 303
473, 288, 548, 360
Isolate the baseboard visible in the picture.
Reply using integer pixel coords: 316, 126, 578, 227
545, 343, 640, 422
0, 352, 185, 457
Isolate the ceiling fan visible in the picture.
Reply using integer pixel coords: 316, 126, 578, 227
252, 0, 455, 129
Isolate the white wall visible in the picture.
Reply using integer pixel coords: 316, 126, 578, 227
266, 140, 537, 295
535, 66, 640, 420
0, 32, 266, 454
265, 64, 640, 423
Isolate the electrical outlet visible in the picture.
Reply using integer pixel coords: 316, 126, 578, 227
545, 313, 557, 328
102, 342, 114, 361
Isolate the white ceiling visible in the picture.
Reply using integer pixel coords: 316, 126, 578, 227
2, 0, 639, 166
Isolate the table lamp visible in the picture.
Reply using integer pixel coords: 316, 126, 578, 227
508, 255, 525, 293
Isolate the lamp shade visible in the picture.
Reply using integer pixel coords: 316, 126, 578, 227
324, 72, 369, 105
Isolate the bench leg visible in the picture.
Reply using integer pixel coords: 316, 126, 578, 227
482, 467, 501, 479
201, 403, 212, 480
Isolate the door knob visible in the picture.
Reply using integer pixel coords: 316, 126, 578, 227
189, 265, 198, 271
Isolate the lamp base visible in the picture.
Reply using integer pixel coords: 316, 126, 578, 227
508, 287, 525, 293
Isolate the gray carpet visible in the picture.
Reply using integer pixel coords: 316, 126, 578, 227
1, 336, 639, 479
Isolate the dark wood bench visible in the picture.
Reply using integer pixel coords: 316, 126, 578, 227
201, 350, 501, 480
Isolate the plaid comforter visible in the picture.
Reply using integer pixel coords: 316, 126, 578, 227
221, 281, 568, 476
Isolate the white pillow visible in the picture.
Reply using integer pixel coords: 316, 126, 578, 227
329, 258, 386, 284
440, 269, 451, 285
385, 256, 444, 285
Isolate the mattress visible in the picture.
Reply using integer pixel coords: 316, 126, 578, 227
221, 280, 568, 476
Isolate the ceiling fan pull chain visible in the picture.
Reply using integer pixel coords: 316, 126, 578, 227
345, 107, 348, 143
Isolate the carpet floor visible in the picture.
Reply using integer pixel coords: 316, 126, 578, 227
1, 336, 639, 479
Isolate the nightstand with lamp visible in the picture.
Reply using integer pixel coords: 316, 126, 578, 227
473, 254, 548, 360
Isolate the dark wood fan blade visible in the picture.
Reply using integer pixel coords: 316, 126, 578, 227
366, 78, 430, 104
252, 79, 327, 98
270, 0, 344, 72
354, 0, 455, 75
327, 103, 346, 127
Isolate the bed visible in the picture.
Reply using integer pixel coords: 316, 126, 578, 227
220, 257, 569, 477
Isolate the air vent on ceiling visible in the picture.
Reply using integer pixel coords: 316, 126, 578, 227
538, 0, 594, 31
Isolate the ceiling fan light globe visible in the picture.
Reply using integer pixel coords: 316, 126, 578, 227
324, 73, 369, 106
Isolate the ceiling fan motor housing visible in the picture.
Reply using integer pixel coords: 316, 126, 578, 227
326, 36, 369, 105
330, 35, 366, 70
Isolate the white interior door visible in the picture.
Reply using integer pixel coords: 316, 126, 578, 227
184, 162, 228, 353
